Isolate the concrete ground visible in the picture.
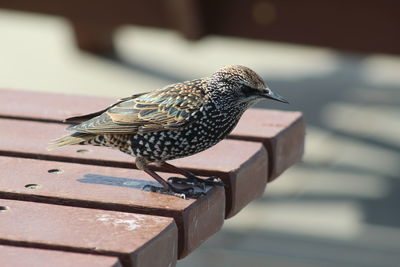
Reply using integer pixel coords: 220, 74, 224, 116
1, 9, 400, 267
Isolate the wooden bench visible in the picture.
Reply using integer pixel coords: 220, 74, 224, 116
1, 1, 399, 54
0, 89, 305, 267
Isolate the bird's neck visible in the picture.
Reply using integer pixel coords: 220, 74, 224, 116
202, 100, 248, 139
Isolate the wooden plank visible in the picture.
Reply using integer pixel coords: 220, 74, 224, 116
230, 109, 305, 181
201, 0, 400, 54
0, 89, 112, 122
0, 0, 169, 27
0, 89, 303, 181
0, 199, 177, 267
0, 117, 268, 218
0, 1, 399, 54
0, 156, 225, 258
0, 245, 122, 267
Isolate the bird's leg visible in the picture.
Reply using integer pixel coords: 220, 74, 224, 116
161, 162, 225, 189
136, 157, 203, 198
143, 167, 174, 191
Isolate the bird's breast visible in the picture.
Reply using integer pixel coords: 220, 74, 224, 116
128, 103, 244, 161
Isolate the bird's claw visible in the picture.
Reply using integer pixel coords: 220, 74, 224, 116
168, 176, 224, 187
143, 175, 223, 198
168, 177, 195, 185
142, 183, 205, 199
142, 184, 165, 193
204, 176, 225, 187
173, 193, 187, 200
168, 176, 207, 190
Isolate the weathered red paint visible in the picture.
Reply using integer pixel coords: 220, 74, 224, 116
0, 199, 178, 267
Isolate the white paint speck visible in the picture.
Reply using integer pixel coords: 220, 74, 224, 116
96, 213, 147, 231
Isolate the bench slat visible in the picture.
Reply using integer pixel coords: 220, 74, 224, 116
231, 109, 305, 180
0, 245, 122, 267
0, 89, 112, 122
0, 118, 268, 218
0, 156, 224, 258
0, 199, 177, 267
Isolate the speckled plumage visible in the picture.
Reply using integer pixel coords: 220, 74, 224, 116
50, 65, 288, 197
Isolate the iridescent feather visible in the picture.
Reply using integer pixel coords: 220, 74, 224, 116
49, 80, 207, 149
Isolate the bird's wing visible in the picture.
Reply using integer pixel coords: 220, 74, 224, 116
68, 81, 206, 134
64, 93, 147, 124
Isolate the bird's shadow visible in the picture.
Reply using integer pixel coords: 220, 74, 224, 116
77, 173, 213, 198
77, 173, 160, 190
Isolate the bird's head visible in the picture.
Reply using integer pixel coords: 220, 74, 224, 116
209, 65, 288, 106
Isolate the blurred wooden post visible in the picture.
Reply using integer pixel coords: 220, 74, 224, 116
0, 0, 399, 54
70, 20, 117, 54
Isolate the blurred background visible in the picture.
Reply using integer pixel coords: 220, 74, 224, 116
0, 1, 399, 266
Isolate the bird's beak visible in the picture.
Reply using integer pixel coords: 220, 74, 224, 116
261, 88, 289, 104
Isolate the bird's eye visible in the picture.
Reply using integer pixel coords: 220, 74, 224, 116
241, 85, 255, 96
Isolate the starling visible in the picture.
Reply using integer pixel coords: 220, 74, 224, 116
49, 65, 288, 198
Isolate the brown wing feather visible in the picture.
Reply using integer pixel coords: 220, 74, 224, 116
64, 93, 146, 124
68, 80, 207, 134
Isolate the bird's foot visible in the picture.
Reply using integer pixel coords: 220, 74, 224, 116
203, 176, 225, 187
168, 176, 225, 190
142, 183, 205, 199
168, 177, 195, 186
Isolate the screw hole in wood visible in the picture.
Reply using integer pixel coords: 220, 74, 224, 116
0, 206, 9, 212
76, 149, 89, 154
48, 169, 62, 174
25, 184, 41, 189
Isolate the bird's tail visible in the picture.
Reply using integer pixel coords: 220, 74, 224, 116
47, 132, 94, 150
